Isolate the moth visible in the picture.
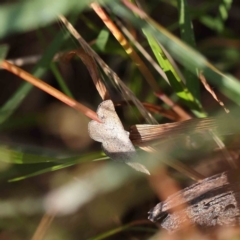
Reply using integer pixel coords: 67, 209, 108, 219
88, 100, 150, 175
148, 171, 240, 232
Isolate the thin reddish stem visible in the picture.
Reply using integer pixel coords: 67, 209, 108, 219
1, 60, 101, 123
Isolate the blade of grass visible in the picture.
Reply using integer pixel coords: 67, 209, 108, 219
88, 220, 152, 240
9, 155, 108, 182
0, 113, 37, 131
0, 146, 61, 164
50, 62, 74, 98
0, 0, 112, 38
143, 31, 203, 116
95, 28, 110, 51
36, 28, 75, 99
199, 0, 232, 33
0, 45, 9, 63
0, 144, 107, 164
178, 0, 201, 103
9, 163, 75, 182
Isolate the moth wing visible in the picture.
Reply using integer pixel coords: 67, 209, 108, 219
88, 120, 104, 142
97, 100, 123, 127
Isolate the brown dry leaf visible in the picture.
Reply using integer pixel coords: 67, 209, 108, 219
64, 49, 110, 101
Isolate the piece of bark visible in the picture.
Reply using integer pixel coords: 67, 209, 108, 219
148, 171, 240, 232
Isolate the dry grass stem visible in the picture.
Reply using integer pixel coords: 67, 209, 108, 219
1, 60, 101, 123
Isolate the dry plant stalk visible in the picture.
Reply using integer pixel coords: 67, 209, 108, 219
0, 60, 101, 123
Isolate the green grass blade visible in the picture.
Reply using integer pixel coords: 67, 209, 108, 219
0, 0, 112, 39
0, 145, 106, 164
0, 82, 32, 124
0, 44, 9, 62
178, 0, 201, 103
199, 0, 232, 33
88, 222, 155, 240
8, 163, 75, 182
218, 0, 232, 21
89, 225, 131, 240
143, 30, 203, 114
8, 154, 107, 182
50, 62, 74, 98
96, 28, 110, 51
0, 113, 37, 131
0, 146, 62, 164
